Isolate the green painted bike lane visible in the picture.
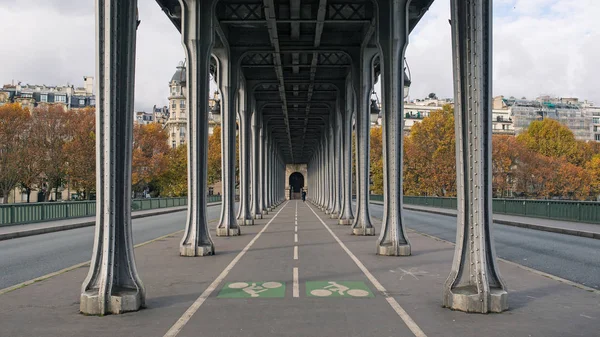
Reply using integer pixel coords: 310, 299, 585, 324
176, 200, 414, 337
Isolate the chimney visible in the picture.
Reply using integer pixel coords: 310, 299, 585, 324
84, 76, 94, 95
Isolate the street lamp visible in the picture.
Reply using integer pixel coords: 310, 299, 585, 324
403, 58, 411, 99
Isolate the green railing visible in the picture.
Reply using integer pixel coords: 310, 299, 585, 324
0, 196, 223, 227
369, 195, 600, 224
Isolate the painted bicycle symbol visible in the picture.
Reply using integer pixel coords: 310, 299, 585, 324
309, 281, 370, 297
227, 282, 283, 297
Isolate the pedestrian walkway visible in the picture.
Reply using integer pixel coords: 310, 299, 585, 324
402, 204, 600, 239
0, 201, 597, 337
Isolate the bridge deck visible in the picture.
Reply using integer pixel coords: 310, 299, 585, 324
0, 201, 597, 337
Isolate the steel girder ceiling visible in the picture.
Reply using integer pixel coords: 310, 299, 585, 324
155, 0, 434, 163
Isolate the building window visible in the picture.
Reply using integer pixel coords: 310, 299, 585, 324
40, 94, 48, 102
55, 95, 66, 103
172, 101, 176, 109
180, 100, 185, 108
180, 139, 185, 145
79, 99, 85, 105
172, 141, 176, 148
596, 134, 600, 141
594, 117, 600, 124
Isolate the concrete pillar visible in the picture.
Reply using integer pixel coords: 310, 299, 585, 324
237, 84, 253, 225
214, 49, 241, 237
178, 0, 216, 257
338, 77, 355, 225
251, 110, 263, 219
443, 0, 508, 313
352, 47, 377, 236
376, 0, 411, 256
80, 0, 145, 315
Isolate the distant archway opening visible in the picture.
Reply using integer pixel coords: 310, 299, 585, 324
289, 172, 305, 200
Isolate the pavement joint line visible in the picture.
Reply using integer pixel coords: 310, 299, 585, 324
406, 228, 600, 295
163, 201, 290, 337
0, 226, 193, 296
306, 203, 427, 337
294, 245, 298, 260
293, 267, 299, 298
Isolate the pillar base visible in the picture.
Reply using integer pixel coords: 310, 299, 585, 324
80, 288, 143, 315
262, 210, 269, 215
377, 243, 411, 256
180, 244, 215, 257
329, 213, 339, 219
237, 218, 254, 226
216, 227, 241, 237
352, 227, 376, 236
267, 207, 273, 212
338, 218, 353, 225
443, 286, 508, 313
254, 214, 263, 219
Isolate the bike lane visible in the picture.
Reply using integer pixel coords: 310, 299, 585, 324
171, 200, 415, 337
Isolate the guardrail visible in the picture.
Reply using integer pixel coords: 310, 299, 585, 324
0, 196, 222, 227
369, 195, 600, 224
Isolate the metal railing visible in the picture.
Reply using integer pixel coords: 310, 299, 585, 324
369, 195, 600, 224
0, 196, 222, 227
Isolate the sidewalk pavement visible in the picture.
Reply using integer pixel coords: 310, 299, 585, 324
400, 203, 600, 240
0, 200, 597, 337
0, 202, 219, 241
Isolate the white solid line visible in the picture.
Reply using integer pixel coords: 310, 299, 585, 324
294, 233, 298, 243
306, 203, 428, 337
163, 201, 291, 337
293, 267, 299, 297
294, 245, 298, 260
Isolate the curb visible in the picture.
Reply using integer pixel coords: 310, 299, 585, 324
400, 204, 600, 240
0, 203, 220, 242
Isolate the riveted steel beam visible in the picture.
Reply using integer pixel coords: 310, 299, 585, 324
443, 0, 508, 314
376, 0, 411, 256
81, 0, 144, 315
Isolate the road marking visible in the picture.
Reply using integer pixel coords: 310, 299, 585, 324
294, 233, 298, 243
293, 267, 299, 298
306, 203, 427, 337
218, 281, 285, 298
164, 202, 290, 337
406, 228, 600, 295
0, 225, 196, 296
294, 246, 298, 260
295, 226, 297, 232
307, 281, 373, 298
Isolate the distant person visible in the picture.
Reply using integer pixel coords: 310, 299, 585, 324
301, 190, 306, 202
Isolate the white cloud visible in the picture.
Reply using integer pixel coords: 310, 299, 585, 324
0, 0, 598, 111
405, 0, 600, 104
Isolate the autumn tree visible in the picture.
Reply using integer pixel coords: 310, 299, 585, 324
403, 104, 456, 196
586, 155, 600, 198
370, 126, 383, 194
158, 145, 188, 197
64, 107, 96, 199
132, 123, 169, 195
30, 105, 71, 201
207, 126, 222, 186
517, 118, 589, 166
0, 103, 30, 203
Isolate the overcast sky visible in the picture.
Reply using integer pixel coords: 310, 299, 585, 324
0, 0, 598, 112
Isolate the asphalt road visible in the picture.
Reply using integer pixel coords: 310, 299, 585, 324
0, 205, 225, 290
1, 202, 599, 291
365, 203, 600, 290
